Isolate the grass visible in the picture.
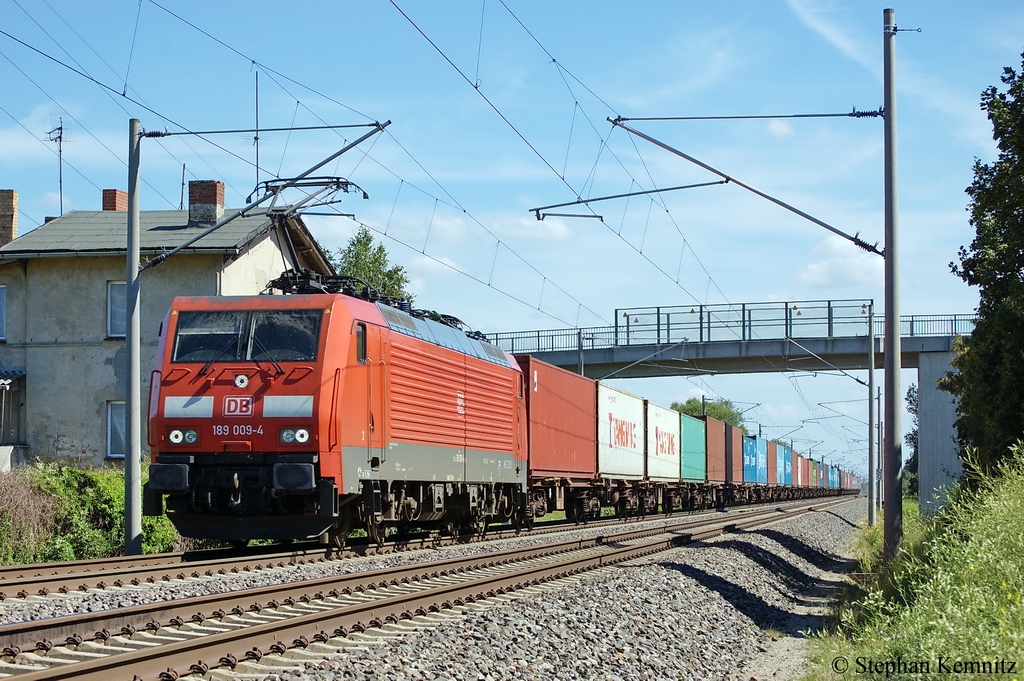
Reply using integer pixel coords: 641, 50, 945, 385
807, 446, 1024, 679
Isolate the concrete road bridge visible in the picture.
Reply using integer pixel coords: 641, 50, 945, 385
489, 299, 974, 513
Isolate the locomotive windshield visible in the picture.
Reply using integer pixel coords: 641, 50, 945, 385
172, 309, 323, 363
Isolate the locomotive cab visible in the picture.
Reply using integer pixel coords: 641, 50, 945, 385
145, 295, 349, 541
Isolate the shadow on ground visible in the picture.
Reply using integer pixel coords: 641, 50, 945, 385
658, 533, 856, 637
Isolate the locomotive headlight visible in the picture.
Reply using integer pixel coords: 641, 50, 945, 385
279, 428, 310, 444
168, 429, 198, 445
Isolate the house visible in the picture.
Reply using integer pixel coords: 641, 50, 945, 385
0, 181, 333, 469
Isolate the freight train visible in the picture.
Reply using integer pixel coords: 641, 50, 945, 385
143, 269, 859, 547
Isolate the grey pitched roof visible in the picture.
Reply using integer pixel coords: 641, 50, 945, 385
0, 210, 276, 258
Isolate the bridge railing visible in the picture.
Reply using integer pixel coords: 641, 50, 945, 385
488, 299, 976, 355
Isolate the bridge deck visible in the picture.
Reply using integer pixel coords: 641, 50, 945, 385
489, 300, 973, 378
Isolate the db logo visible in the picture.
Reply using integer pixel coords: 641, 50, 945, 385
224, 396, 253, 417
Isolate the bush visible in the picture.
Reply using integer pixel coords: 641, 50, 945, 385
26, 461, 124, 559
0, 461, 182, 564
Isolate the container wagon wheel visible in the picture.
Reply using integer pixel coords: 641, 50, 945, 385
367, 520, 384, 546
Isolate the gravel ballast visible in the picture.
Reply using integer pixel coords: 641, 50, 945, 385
253, 498, 867, 681
0, 498, 866, 680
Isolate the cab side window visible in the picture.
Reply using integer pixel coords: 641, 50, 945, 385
356, 323, 367, 364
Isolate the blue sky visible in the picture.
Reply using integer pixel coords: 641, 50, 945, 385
2, 1, 1022, 476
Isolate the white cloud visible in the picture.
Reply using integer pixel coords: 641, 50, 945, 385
785, 0, 994, 152
613, 28, 741, 110
784, 0, 876, 74
797, 234, 883, 288
768, 120, 795, 138
487, 213, 575, 241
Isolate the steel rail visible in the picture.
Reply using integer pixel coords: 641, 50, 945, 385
0, 495, 844, 601
1, 498, 855, 680
0, 501, 822, 651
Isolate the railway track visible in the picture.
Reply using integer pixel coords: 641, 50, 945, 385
0, 498, 853, 680
0, 495, 849, 602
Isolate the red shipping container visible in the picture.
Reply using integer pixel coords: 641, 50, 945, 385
703, 416, 727, 483
516, 356, 597, 481
767, 441, 777, 487
725, 424, 743, 484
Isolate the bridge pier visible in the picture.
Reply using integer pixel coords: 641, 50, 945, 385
917, 352, 960, 514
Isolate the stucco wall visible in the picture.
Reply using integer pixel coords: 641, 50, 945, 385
0, 228, 302, 466
221, 227, 292, 295
20, 254, 225, 465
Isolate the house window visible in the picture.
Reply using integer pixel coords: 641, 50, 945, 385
0, 286, 6, 341
107, 401, 126, 459
0, 374, 22, 444
107, 281, 126, 338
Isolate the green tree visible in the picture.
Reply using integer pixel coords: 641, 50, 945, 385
327, 226, 414, 302
942, 52, 1024, 475
671, 397, 748, 434
903, 383, 919, 498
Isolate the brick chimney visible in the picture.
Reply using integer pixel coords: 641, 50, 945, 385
102, 189, 128, 211
0, 190, 17, 247
189, 180, 224, 223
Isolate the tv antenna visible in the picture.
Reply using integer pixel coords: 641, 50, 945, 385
242, 68, 270, 188
46, 116, 66, 214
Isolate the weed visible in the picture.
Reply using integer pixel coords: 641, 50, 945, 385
0, 469, 57, 563
807, 445, 1024, 679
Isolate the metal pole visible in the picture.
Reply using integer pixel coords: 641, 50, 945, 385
577, 329, 584, 376
867, 302, 876, 526
877, 387, 884, 511
882, 8, 903, 564
125, 119, 143, 555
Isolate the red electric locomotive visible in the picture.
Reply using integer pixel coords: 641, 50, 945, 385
143, 270, 527, 546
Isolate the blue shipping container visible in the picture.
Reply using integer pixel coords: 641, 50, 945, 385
742, 437, 758, 484
775, 445, 785, 485
782, 446, 793, 486
756, 437, 768, 485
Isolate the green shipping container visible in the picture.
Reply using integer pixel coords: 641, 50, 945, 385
680, 412, 707, 482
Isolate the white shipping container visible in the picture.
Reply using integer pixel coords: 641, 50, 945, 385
645, 401, 681, 481
597, 383, 645, 479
